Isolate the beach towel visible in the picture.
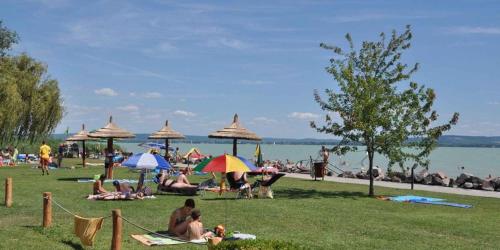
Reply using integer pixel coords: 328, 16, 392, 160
388, 195, 472, 209
389, 195, 445, 202
131, 234, 185, 246
410, 200, 473, 208
74, 215, 104, 246
131, 234, 206, 246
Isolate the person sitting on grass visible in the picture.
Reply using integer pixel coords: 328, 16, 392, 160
168, 198, 195, 236
93, 174, 108, 195
182, 209, 213, 241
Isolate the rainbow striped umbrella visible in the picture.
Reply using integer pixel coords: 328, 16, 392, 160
194, 154, 258, 173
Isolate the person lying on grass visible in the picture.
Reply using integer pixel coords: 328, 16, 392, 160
87, 192, 144, 200
168, 198, 195, 236
181, 209, 213, 241
157, 170, 197, 189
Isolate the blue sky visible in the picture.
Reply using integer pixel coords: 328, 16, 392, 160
1, 0, 500, 138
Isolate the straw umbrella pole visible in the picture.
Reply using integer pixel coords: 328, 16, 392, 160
148, 120, 185, 161
65, 124, 93, 168
208, 114, 261, 156
89, 116, 135, 179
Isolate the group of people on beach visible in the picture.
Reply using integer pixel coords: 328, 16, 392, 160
167, 198, 224, 244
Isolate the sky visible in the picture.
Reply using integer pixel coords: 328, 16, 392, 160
1, 0, 500, 138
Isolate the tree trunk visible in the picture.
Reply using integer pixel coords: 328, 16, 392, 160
368, 149, 374, 196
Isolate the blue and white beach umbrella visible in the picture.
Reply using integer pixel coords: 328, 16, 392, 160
122, 153, 172, 170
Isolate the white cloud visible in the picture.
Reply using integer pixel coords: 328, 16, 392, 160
449, 26, 500, 35
173, 110, 196, 117
288, 112, 320, 120
143, 92, 163, 98
117, 105, 139, 112
129, 92, 137, 97
94, 88, 118, 96
488, 101, 500, 105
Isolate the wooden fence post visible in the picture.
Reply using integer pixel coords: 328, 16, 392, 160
43, 192, 52, 228
111, 209, 122, 250
5, 178, 12, 207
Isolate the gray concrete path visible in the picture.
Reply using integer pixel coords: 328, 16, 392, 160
284, 173, 500, 199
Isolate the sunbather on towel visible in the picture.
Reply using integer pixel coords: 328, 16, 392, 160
168, 199, 195, 236
87, 192, 143, 200
93, 174, 108, 195
181, 209, 213, 241
157, 172, 197, 189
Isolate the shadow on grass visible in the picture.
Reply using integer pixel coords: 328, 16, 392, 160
275, 188, 366, 200
61, 240, 84, 250
57, 177, 92, 182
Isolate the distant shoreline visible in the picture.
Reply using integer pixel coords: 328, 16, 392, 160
51, 134, 500, 148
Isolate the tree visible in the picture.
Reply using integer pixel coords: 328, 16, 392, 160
311, 25, 459, 196
0, 20, 18, 56
0, 21, 64, 145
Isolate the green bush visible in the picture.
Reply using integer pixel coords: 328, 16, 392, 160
211, 239, 306, 250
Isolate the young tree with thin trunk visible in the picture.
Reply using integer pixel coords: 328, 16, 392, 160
311, 25, 459, 196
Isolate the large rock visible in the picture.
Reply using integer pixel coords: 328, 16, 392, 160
455, 173, 473, 186
491, 177, 500, 189
431, 174, 444, 186
448, 178, 454, 187
339, 171, 356, 178
423, 175, 433, 185
382, 176, 392, 182
442, 177, 450, 187
463, 182, 474, 189
391, 176, 402, 183
414, 169, 429, 183
481, 180, 495, 191
371, 168, 382, 178
470, 176, 484, 185
436, 171, 447, 179
356, 172, 369, 179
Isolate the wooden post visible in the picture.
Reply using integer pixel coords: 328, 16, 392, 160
107, 138, 114, 179
82, 140, 86, 168
111, 209, 122, 250
43, 192, 52, 228
164, 138, 169, 161
5, 177, 12, 207
232, 139, 237, 156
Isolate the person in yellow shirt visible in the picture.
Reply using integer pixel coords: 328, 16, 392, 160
39, 141, 51, 175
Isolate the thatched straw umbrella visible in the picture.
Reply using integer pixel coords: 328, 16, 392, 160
148, 120, 185, 161
209, 114, 261, 156
65, 124, 94, 168
89, 116, 135, 179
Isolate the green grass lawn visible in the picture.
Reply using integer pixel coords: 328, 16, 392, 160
1, 158, 499, 249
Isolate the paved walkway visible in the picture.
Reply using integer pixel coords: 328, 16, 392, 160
284, 173, 500, 199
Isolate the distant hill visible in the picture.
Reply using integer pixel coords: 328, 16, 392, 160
51, 134, 500, 147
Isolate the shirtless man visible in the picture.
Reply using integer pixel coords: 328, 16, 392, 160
182, 209, 213, 241
168, 199, 195, 236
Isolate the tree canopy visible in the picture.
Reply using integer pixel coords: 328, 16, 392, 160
311, 25, 459, 196
0, 21, 64, 145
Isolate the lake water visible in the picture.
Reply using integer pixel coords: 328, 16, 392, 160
117, 142, 500, 178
